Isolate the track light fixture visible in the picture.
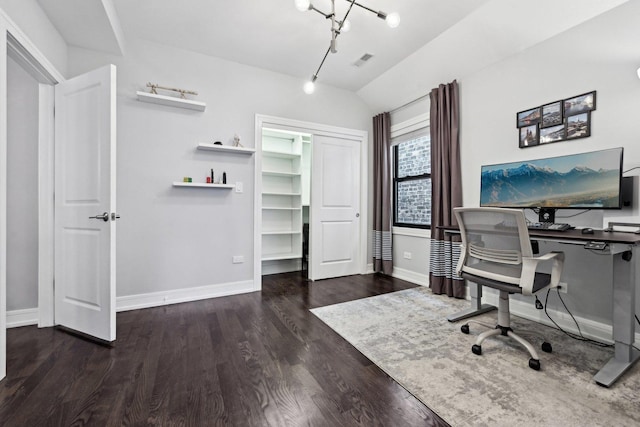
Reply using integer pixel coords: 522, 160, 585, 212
296, 0, 399, 94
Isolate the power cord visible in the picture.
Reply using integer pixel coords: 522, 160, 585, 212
623, 166, 640, 174
543, 289, 612, 348
555, 209, 590, 219
544, 289, 640, 352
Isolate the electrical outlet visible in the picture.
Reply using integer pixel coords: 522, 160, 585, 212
558, 281, 568, 293
233, 255, 244, 264
235, 182, 243, 193
403, 251, 412, 260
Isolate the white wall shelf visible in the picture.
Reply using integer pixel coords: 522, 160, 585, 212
262, 230, 301, 235
263, 170, 300, 177
136, 91, 206, 111
172, 182, 234, 189
262, 253, 302, 262
262, 207, 299, 211
262, 191, 301, 196
262, 150, 299, 159
197, 143, 255, 154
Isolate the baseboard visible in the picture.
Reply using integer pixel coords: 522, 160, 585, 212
262, 259, 301, 276
7, 308, 38, 328
392, 267, 428, 286
366, 263, 375, 274
116, 280, 255, 312
482, 292, 640, 346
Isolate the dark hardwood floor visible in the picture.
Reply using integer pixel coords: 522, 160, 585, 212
0, 272, 449, 426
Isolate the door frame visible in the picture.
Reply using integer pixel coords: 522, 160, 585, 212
254, 114, 368, 287
0, 9, 64, 380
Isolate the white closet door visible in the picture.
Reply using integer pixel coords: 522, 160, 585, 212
310, 134, 361, 280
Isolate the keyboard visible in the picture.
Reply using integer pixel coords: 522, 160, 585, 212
527, 222, 571, 231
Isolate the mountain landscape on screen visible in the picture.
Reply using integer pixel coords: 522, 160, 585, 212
481, 163, 620, 208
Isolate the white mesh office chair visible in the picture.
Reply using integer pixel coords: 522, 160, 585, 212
453, 207, 565, 370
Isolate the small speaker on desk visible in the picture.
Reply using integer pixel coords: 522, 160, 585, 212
602, 176, 639, 230
621, 176, 635, 208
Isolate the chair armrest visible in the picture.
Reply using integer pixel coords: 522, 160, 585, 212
520, 251, 565, 295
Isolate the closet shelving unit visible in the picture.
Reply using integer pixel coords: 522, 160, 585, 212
261, 130, 303, 262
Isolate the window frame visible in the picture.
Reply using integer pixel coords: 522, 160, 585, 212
393, 136, 431, 229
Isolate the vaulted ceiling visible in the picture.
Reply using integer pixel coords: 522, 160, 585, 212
36, 0, 629, 92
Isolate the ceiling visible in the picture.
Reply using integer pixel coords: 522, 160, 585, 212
36, 0, 489, 91
36, 0, 628, 92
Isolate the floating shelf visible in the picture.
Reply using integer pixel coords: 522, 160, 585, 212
197, 143, 255, 154
172, 182, 234, 189
137, 91, 206, 111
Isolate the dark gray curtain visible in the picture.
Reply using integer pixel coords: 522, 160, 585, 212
372, 112, 393, 275
429, 80, 464, 298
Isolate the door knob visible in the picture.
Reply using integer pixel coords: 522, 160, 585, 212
356, 213, 360, 217
89, 212, 109, 222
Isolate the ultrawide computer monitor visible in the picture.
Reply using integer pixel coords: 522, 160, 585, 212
480, 147, 624, 211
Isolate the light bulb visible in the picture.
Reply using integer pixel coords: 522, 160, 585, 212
341, 19, 351, 33
295, 0, 311, 12
385, 12, 400, 28
303, 80, 316, 94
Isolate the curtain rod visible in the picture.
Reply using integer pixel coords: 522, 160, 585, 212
389, 93, 430, 114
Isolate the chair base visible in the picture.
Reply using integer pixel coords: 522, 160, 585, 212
461, 290, 552, 370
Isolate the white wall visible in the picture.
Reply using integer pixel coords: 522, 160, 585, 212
0, 1, 67, 77
67, 38, 372, 302
361, 1, 640, 327
6, 55, 38, 311
389, 97, 431, 285
458, 1, 640, 323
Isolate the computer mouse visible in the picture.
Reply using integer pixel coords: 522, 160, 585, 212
582, 228, 594, 234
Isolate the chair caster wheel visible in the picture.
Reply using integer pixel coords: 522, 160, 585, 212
541, 342, 552, 353
461, 324, 470, 334
529, 358, 540, 370
472, 344, 482, 355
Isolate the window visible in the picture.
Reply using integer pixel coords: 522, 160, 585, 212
393, 134, 431, 228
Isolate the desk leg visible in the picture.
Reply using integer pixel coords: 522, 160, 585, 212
593, 245, 640, 387
447, 281, 496, 322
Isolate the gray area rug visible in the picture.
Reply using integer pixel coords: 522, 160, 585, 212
311, 287, 640, 427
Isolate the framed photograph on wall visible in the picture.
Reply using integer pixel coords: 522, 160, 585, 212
517, 107, 541, 128
564, 91, 596, 117
519, 124, 539, 148
541, 101, 563, 128
540, 124, 565, 144
565, 112, 591, 139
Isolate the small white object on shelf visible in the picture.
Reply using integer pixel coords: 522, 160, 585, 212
137, 91, 206, 111
172, 182, 234, 189
197, 143, 255, 154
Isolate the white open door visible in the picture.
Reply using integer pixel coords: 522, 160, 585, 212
54, 65, 117, 343
310, 134, 361, 280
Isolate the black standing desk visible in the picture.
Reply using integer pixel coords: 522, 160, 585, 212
442, 226, 640, 387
